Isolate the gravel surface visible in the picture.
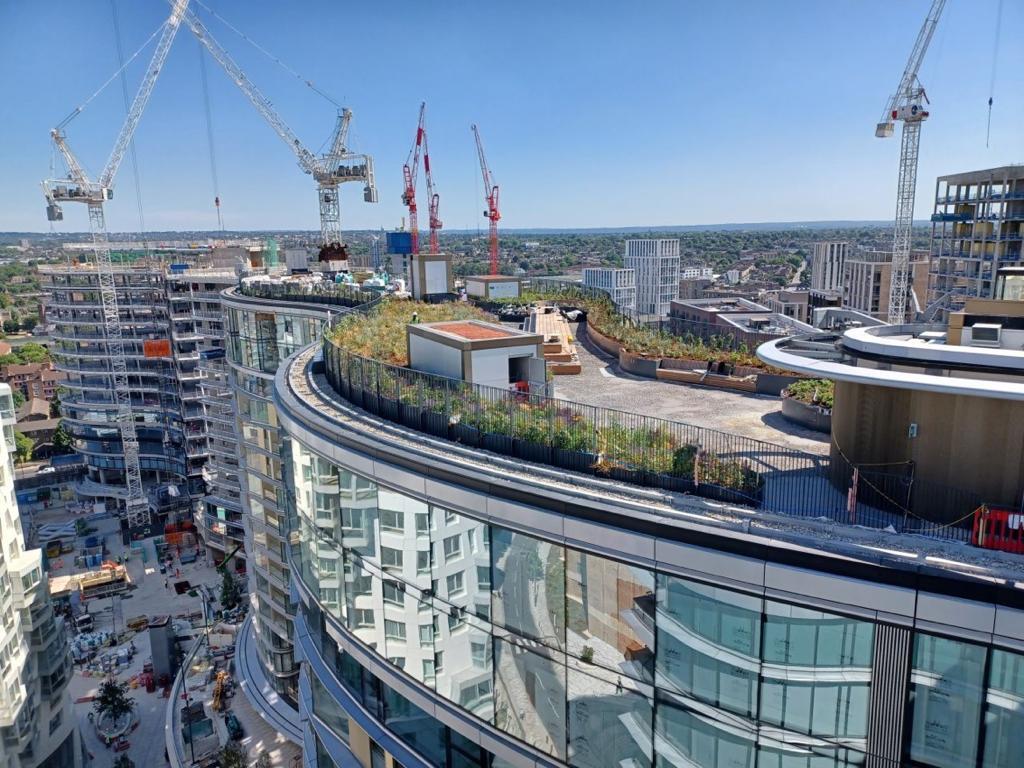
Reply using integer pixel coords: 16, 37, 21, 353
552, 324, 829, 455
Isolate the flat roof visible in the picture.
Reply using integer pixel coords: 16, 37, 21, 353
465, 275, 521, 283
430, 321, 516, 341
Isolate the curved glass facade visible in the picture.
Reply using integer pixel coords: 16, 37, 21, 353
223, 296, 326, 709
287, 433, 1024, 768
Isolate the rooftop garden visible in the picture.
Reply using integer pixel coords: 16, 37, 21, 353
328, 299, 494, 365
783, 378, 834, 410
490, 287, 770, 369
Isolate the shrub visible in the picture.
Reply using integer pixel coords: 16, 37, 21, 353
784, 378, 834, 410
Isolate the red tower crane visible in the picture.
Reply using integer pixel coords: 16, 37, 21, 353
472, 124, 500, 275
402, 102, 426, 254
423, 121, 441, 253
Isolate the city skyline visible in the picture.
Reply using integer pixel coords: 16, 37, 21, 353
1, 0, 1021, 233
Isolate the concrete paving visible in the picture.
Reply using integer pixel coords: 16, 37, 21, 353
553, 324, 829, 455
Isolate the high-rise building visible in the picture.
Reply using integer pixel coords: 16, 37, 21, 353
197, 283, 1024, 768
843, 249, 931, 320
623, 238, 679, 318
811, 241, 848, 292
40, 253, 242, 535
0, 384, 81, 768
928, 165, 1024, 320
581, 268, 636, 315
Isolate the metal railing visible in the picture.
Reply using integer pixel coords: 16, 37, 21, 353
238, 280, 383, 310
322, 337, 1006, 542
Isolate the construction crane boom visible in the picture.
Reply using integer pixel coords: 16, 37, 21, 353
472, 125, 500, 275
423, 118, 441, 254
41, 0, 192, 530
183, 10, 376, 262
402, 103, 426, 254
877, 0, 946, 325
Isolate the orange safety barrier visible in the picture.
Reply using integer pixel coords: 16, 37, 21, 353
972, 505, 1024, 554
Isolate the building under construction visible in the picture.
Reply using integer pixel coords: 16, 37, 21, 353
928, 165, 1024, 320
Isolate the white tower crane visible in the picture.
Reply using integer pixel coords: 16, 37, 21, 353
41, 0, 191, 529
182, 10, 377, 266
876, 0, 946, 325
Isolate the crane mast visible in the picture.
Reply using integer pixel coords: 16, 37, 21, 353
402, 103, 426, 254
41, 0, 191, 530
182, 10, 376, 266
472, 125, 500, 276
877, 0, 946, 325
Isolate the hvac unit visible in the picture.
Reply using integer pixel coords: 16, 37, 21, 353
969, 323, 1002, 347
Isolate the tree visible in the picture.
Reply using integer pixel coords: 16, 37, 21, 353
113, 756, 135, 768
11, 389, 24, 409
16, 343, 48, 363
13, 430, 33, 464
52, 422, 73, 454
218, 743, 246, 768
220, 570, 242, 610
93, 679, 134, 723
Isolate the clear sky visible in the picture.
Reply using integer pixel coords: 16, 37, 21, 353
1, 0, 1021, 233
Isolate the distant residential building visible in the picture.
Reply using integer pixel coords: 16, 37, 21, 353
678, 276, 713, 300
928, 165, 1024, 321
624, 239, 679, 318
843, 249, 930, 320
811, 242, 848, 292
582, 267, 636, 314
680, 264, 713, 281
765, 288, 841, 324
0, 362, 65, 401
669, 298, 812, 341
725, 269, 741, 285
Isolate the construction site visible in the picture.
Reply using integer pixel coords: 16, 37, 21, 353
23, 2, 1024, 768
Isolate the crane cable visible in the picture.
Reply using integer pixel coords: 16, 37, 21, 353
190, 0, 341, 108
986, 0, 1004, 149
56, 20, 165, 132
110, 0, 148, 250
196, 6, 224, 234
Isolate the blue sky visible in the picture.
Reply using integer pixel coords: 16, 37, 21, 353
1, 0, 1021, 233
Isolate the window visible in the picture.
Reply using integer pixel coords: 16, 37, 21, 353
387, 657, 405, 670
467, 529, 477, 553
434, 651, 444, 673
446, 571, 465, 597
471, 641, 488, 668
384, 620, 406, 641
476, 564, 491, 590
443, 534, 462, 561
422, 660, 435, 679
445, 510, 458, 525
416, 550, 430, 574
448, 612, 465, 633
907, 633, 985, 768
381, 547, 403, 571
415, 513, 430, 536
354, 609, 374, 628
380, 509, 404, 533
383, 581, 403, 606
418, 624, 433, 644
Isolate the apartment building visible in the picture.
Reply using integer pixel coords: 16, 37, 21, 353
623, 238, 679, 318
928, 165, 1024, 320
581, 268, 636, 315
39, 252, 244, 533
0, 384, 80, 768
843, 249, 930, 320
0, 363, 65, 402
811, 241, 848, 292
165, 279, 1024, 768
